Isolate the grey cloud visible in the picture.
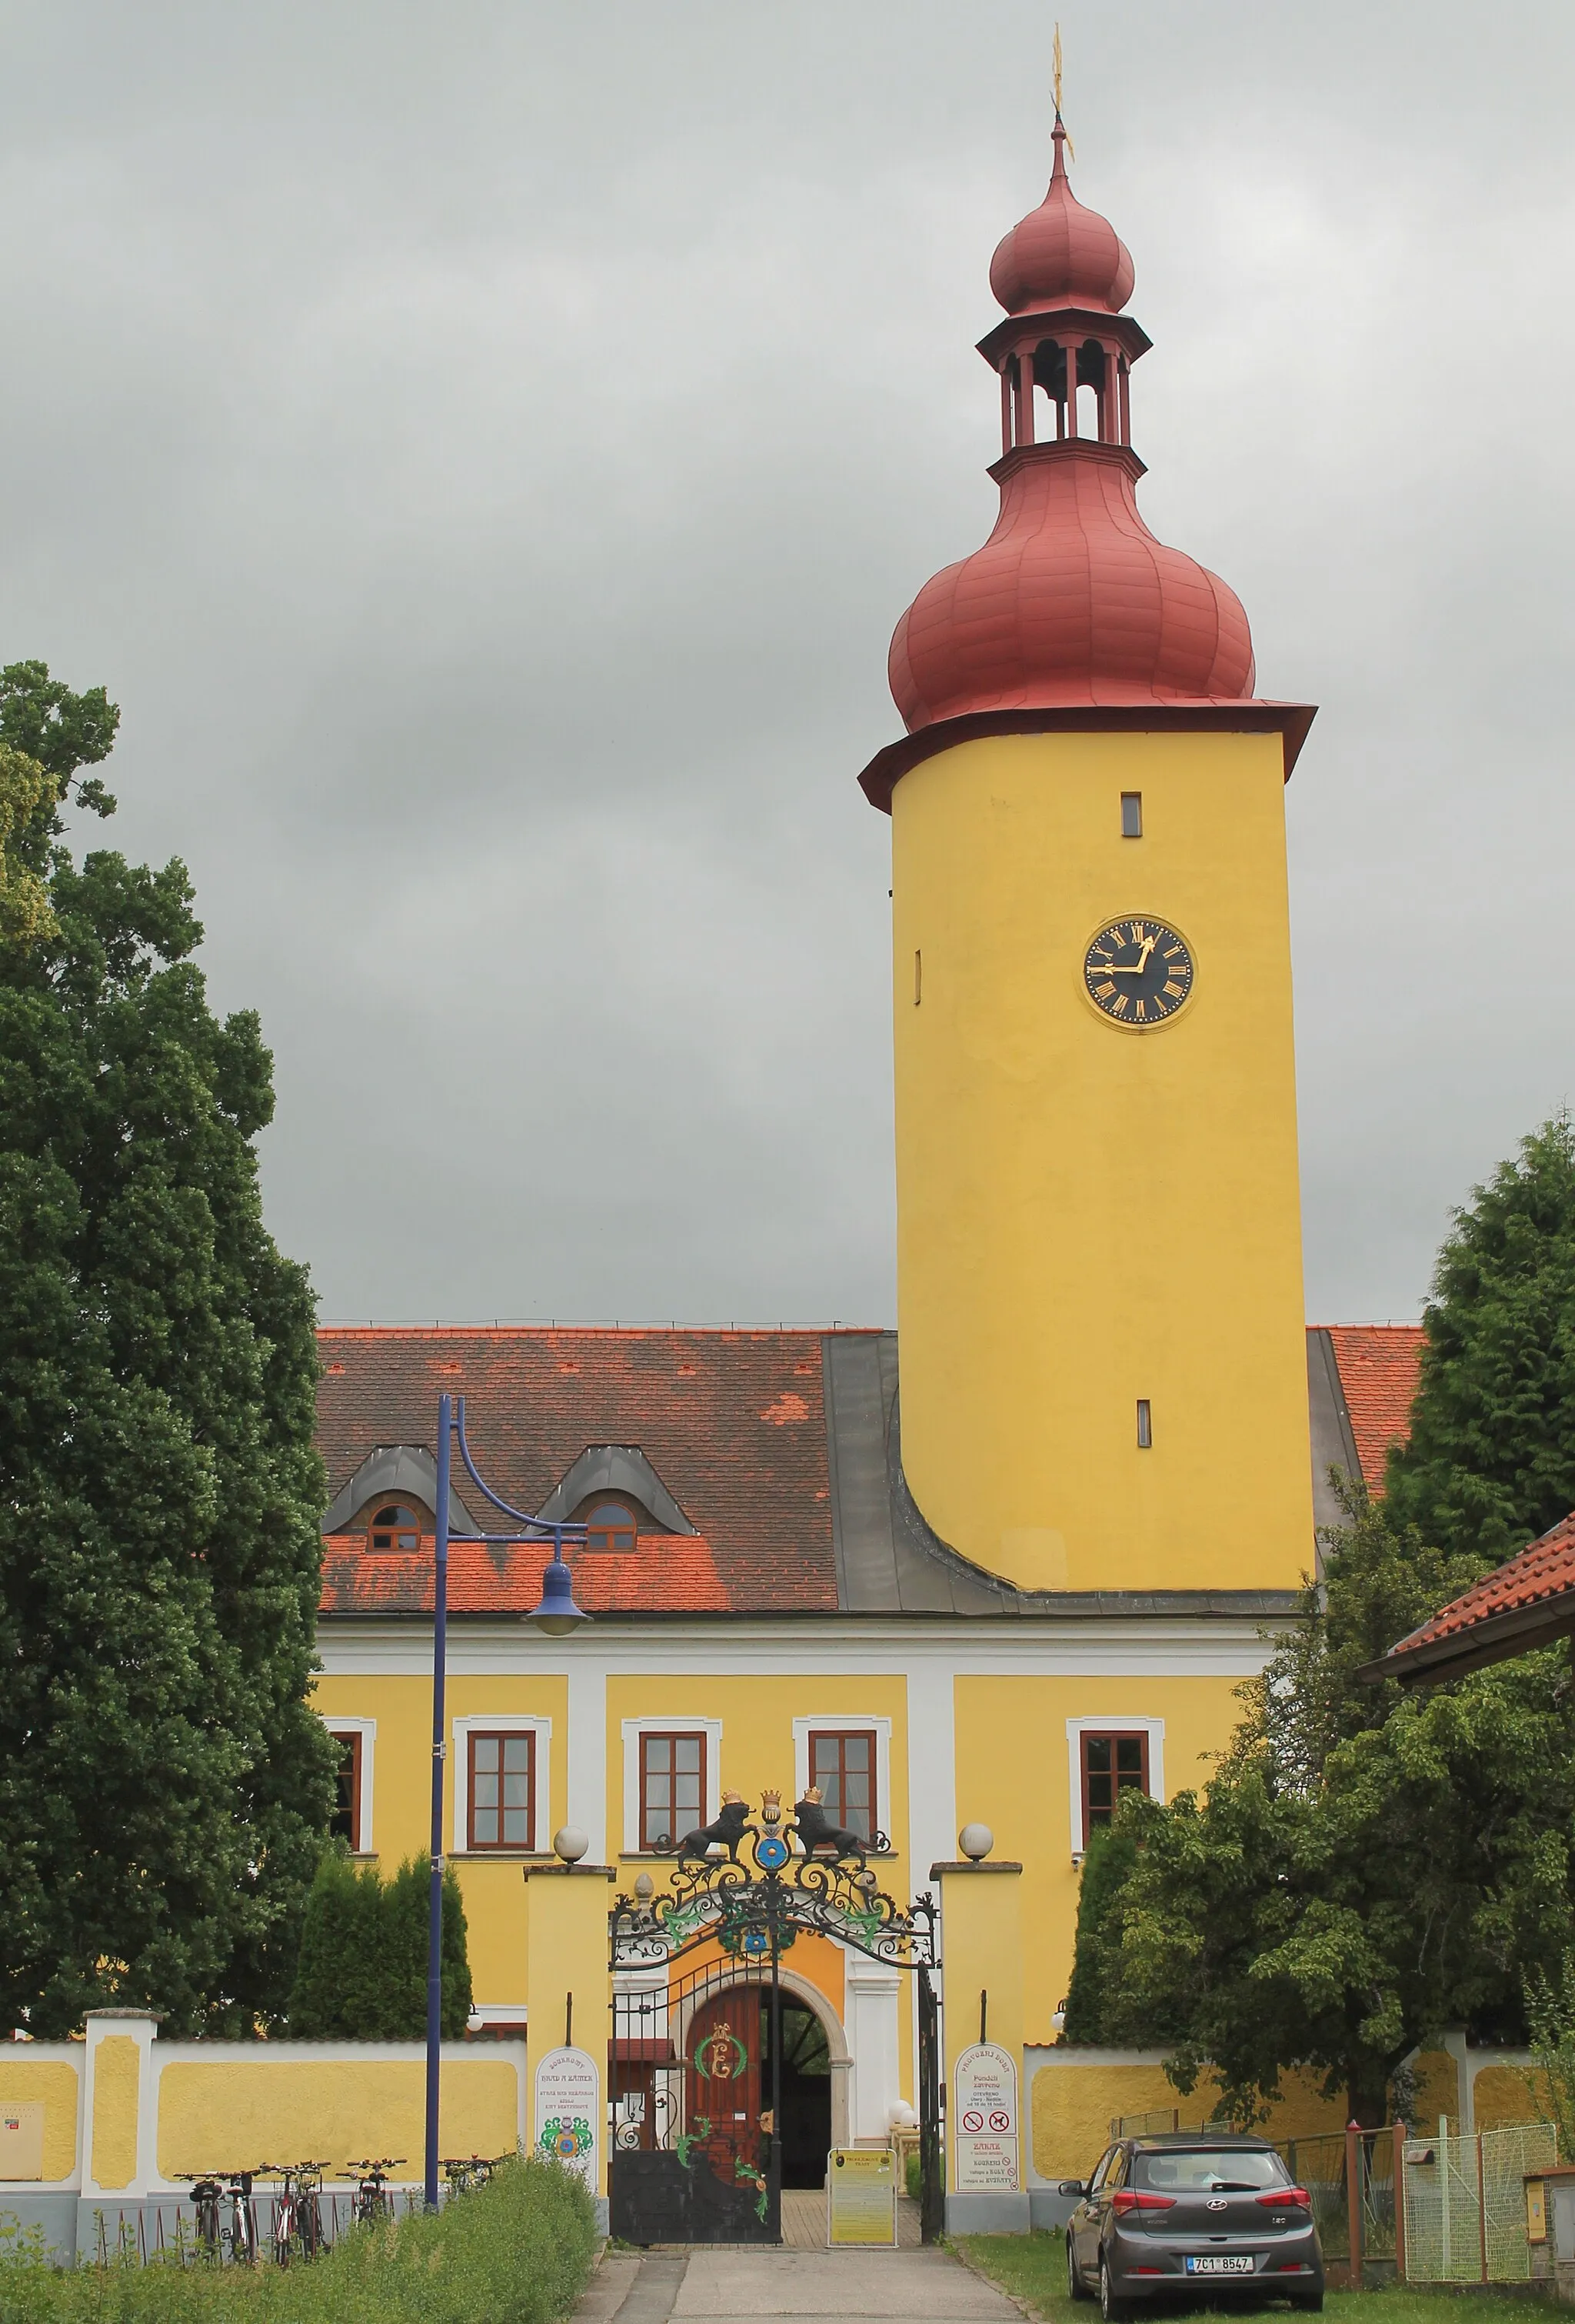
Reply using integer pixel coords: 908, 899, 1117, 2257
1, 1, 1570, 1325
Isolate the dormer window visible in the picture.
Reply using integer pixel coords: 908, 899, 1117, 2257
583, 1498, 638, 1552
368, 1502, 424, 1552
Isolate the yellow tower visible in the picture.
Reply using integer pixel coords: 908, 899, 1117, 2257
860, 122, 1317, 1597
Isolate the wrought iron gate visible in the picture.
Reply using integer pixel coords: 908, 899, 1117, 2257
608, 1789, 941, 2246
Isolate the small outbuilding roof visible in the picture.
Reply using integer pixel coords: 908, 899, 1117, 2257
1362, 1509, 1575, 1685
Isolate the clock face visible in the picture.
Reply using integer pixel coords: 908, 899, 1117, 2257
1083, 917, 1194, 1026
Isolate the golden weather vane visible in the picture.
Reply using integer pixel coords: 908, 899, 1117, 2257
1053, 22, 1076, 161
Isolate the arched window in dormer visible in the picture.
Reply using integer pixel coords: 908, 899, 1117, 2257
367, 1502, 424, 1552
582, 1498, 638, 1553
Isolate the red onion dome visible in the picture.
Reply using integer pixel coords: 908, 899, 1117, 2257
989, 122, 1134, 317
889, 448, 1255, 727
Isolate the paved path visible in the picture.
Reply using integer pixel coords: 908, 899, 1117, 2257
573, 2246, 1021, 2324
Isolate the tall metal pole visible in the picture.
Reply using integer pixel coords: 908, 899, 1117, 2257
425, 1393, 452, 2212
768, 1912, 783, 2227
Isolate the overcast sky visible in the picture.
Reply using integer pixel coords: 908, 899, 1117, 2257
1, 2, 1570, 1329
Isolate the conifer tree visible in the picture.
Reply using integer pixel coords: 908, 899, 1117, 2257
1061, 1826, 1142, 2046
288, 1854, 471, 2039
1386, 1113, 1575, 1560
0, 660, 337, 2036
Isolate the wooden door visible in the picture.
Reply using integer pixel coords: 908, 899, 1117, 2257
685, 1989, 762, 2178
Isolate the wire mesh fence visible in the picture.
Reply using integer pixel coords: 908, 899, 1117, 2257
1101, 2106, 1557, 2286
1401, 2121, 1557, 2285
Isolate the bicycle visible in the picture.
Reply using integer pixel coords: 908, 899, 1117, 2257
341, 2157, 405, 2226
295, 2162, 327, 2259
220, 2170, 258, 2265
441, 2152, 508, 2197
178, 2176, 224, 2263
268, 2162, 328, 2265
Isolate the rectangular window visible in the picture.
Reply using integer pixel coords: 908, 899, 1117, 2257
808, 1730, 874, 1841
639, 1732, 706, 1852
1120, 791, 1143, 838
1136, 1398, 1152, 1448
1081, 1731, 1150, 1837
468, 1729, 536, 1851
329, 1732, 361, 1851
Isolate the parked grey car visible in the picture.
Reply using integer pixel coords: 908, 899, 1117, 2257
1061, 2132, 1324, 2318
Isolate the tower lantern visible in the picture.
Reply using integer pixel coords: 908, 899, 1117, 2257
861, 124, 1318, 1599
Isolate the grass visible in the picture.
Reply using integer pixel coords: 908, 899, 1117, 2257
956, 2232, 1555, 2324
0, 2154, 598, 2324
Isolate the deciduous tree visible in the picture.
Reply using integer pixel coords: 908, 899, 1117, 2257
0, 659, 337, 2035
1387, 1113, 1575, 1561
1094, 1489, 1575, 2122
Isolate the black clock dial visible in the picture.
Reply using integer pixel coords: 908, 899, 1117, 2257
1083, 918, 1194, 1025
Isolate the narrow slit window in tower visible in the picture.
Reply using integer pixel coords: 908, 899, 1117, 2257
1120, 792, 1143, 839
914, 949, 922, 1005
1136, 1399, 1153, 1449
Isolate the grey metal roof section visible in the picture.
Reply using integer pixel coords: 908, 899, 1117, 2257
534, 1445, 695, 1535
321, 1444, 478, 1537
1307, 1328, 1364, 1537
822, 1331, 1301, 1620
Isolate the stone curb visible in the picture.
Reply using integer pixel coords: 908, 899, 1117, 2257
948, 2236, 1052, 2323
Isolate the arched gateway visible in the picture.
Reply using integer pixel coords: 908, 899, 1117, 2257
608, 1791, 940, 2246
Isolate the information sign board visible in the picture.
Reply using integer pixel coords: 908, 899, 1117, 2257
0, 2102, 43, 2180
827, 2147, 897, 2246
953, 2041, 1019, 2192
534, 2045, 600, 2191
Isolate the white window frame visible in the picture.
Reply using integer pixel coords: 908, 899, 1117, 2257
791, 1715, 892, 1842
1065, 1715, 1166, 1858
452, 1715, 552, 1855
621, 1715, 722, 1855
322, 1715, 376, 1854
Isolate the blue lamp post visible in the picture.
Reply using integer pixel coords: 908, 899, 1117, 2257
425, 1392, 588, 2210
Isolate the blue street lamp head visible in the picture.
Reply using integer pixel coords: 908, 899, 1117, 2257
529, 1546, 589, 1635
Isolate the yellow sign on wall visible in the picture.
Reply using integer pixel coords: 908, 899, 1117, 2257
827, 2148, 895, 2247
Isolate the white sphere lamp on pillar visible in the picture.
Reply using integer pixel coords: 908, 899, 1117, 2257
958, 1823, 994, 1862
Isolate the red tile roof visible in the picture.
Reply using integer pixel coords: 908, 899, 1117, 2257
1377, 1509, 1575, 1681
315, 1326, 852, 1617
1324, 1324, 1424, 1489
320, 1533, 734, 1617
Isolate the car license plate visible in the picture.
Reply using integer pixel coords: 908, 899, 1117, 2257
1185, 2256, 1254, 2276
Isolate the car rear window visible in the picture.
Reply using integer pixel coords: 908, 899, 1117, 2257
1135, 2149, 1289, 2192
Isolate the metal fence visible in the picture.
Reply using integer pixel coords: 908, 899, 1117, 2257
1401, 2120, 1557, 2286
1104, 2108, 1558, 2287
84, 2187, 427, 2268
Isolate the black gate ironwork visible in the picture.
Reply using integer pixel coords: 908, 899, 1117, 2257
608, 1788, 940, 2246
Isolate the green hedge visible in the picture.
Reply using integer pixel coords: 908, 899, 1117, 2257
0, 2155, 597, 2324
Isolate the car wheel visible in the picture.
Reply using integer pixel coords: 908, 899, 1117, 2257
1099, 2255, 1128, 2322
1066, 2231, 1089, 2301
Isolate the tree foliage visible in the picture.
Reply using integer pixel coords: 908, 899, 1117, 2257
1523, 1950, 1575, 2162
1090, 1486, 1575, 2123
288, 1852, 472, 2040
1387, 1113, 1575, 1562
1062, 1826, 1141, 2047
0, 659, 337, 2036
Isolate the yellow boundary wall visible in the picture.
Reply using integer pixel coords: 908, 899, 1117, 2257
0, 2019, 526, 2207
1026, 2046, 1481, 2185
